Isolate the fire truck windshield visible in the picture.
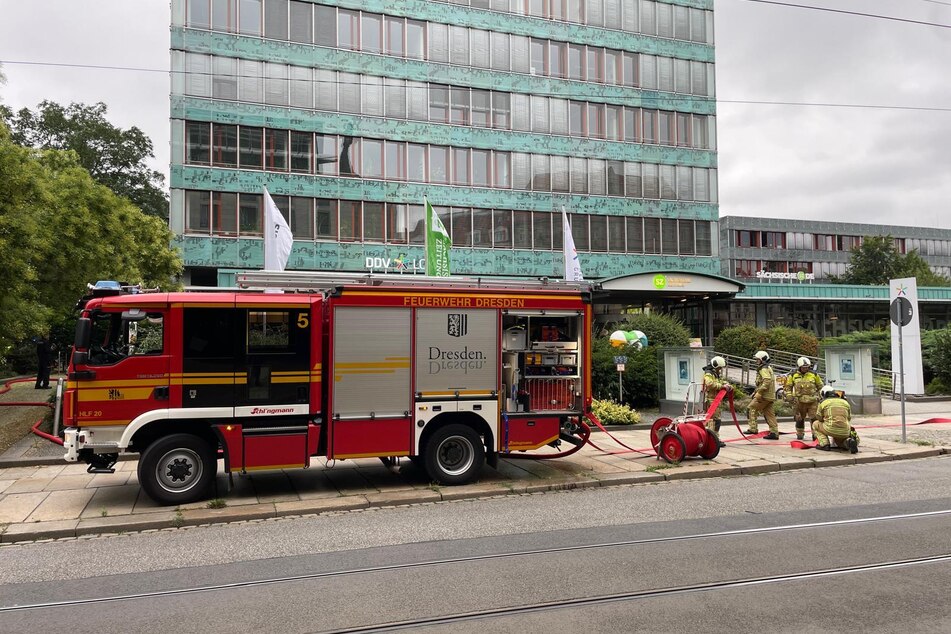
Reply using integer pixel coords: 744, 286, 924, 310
86, 310, 164, 365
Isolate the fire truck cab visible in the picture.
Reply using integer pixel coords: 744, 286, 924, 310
63, 272, 594, 505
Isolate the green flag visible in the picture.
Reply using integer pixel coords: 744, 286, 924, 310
425, 198, 451, 277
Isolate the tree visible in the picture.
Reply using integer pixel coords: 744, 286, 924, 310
0, 122, 181, 354
2, 101, 168, 219
834, 235, 950, 287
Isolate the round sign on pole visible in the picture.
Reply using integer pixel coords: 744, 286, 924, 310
890, 297, 913, 327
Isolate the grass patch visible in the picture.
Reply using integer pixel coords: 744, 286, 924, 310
206, 498, 227, 509
645, 463, 677, 472
171, 508, 185, 528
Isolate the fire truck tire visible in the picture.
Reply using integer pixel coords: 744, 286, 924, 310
138, 433, 217, 505
424, 424, 485, 485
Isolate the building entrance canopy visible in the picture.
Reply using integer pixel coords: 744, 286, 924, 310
599, 271, 744, 300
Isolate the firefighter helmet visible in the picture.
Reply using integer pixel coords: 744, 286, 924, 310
797, 356, 812, 369
754, 351, 770, 364
820, 384, 837, 399
710, 356, 727, 370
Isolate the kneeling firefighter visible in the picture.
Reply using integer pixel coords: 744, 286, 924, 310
702, 356, 733, 448
812, 385, 859, 453
746, 351, 780, 439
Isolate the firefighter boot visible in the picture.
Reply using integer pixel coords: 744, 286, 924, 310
763, 432, 780, 440
795, 423, 805, 441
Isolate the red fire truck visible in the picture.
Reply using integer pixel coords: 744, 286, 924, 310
63, 272, 594, 505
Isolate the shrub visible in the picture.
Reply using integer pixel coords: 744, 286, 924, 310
592, 312, 690, 408
591, 399, 641, 425
714, 325, 766, 359
767, 327, 818, 357
821, 329, 889, 369
926, 328, 951, 384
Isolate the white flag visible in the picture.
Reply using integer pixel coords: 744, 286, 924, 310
263, 187, 293, 272
562, 207, 584, 281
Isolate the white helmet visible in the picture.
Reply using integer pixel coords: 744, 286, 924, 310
754, 351, 770, 364
821, 384, 837, 398
710, 356, 727, 370
797, 356, 811, 369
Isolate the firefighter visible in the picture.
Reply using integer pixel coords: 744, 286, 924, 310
746, 351, 779, 439
813, 385, 859, 453
33, 333, 53, 389
702, 356, 733, 448
786, 356, 824, 440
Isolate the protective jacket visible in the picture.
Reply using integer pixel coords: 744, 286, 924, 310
703, 370, 728, 403
788, 371, 823, 404
754, 365, 776, 402
815, 396, 851, 438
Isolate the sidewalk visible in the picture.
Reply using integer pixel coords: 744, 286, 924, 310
1, 412, 948, 544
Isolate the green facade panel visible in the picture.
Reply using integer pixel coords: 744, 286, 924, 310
172, 29, 716, 115
173, 96, 717, 167
174, 235, 718, 278
314, 0, 714, 61
737, 283, 951, 302
171, 166, 719, 221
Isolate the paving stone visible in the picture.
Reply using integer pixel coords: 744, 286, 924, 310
285, 469, 340, 500
28, 489, 96, 522
274, 497, 370, 516
738, 459, 782, 475
881, 447, 943, 459
44, 474, 97, 491
771, 456, 816, 471
0, 480, 12, 495
589, 471, 665, 486
76, 511, 179, 536
88, 472, 132, 488
248, 472, 300, 503
182, 503, 276, 526
438, 482, 515, 501
1, 519, 79, 543
322, 467, 378, 495
852, 453, 895, 464
0, 468, 40, 480
808, 455, 856, 468
4, 477, 55, 494
365, 489, 442, 507
33, 465, 67, 478
663, 464, 743, 481
80, 484, 140, 519
0, 492, 49, 523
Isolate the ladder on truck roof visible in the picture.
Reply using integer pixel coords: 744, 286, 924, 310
236, 270, 598, 293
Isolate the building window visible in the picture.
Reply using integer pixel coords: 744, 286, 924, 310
264, 0, 288, 40
239, 193, 262, 236
186, 190, 211, 233
315, 199, 337, 239
211, 124, 238, 167
736, 230, 758, 248
290, 197, 313, 239
265, 129, 288, 171
186, 121, 211, 165
290, 131, 312, 174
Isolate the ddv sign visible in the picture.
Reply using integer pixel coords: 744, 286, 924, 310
365, 254, 425, 272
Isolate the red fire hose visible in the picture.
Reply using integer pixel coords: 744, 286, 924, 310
0, 376, 64, 446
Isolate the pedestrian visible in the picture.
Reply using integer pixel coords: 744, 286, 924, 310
702, 356, 733, 448
813, 385, 859, 453
786, 356, 823, 440
746, 350, 779, 439
34, 333, 53, 389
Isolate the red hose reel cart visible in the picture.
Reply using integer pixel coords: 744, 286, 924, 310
649, 383, 724, 463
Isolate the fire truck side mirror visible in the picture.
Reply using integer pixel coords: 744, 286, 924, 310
72, 350, 88, 365
74, 318, 92, 350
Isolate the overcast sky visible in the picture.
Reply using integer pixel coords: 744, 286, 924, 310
1, 0, 949, 228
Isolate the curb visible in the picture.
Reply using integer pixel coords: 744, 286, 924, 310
1, 447, 945, 544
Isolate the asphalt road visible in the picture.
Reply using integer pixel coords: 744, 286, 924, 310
1, 457, 950, 633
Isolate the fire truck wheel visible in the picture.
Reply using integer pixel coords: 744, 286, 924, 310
138, 434, 217, 505
424, 424, 485, 486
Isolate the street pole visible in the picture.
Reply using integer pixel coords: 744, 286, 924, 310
618, 370, 623, 403
899, 320, 906, 443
